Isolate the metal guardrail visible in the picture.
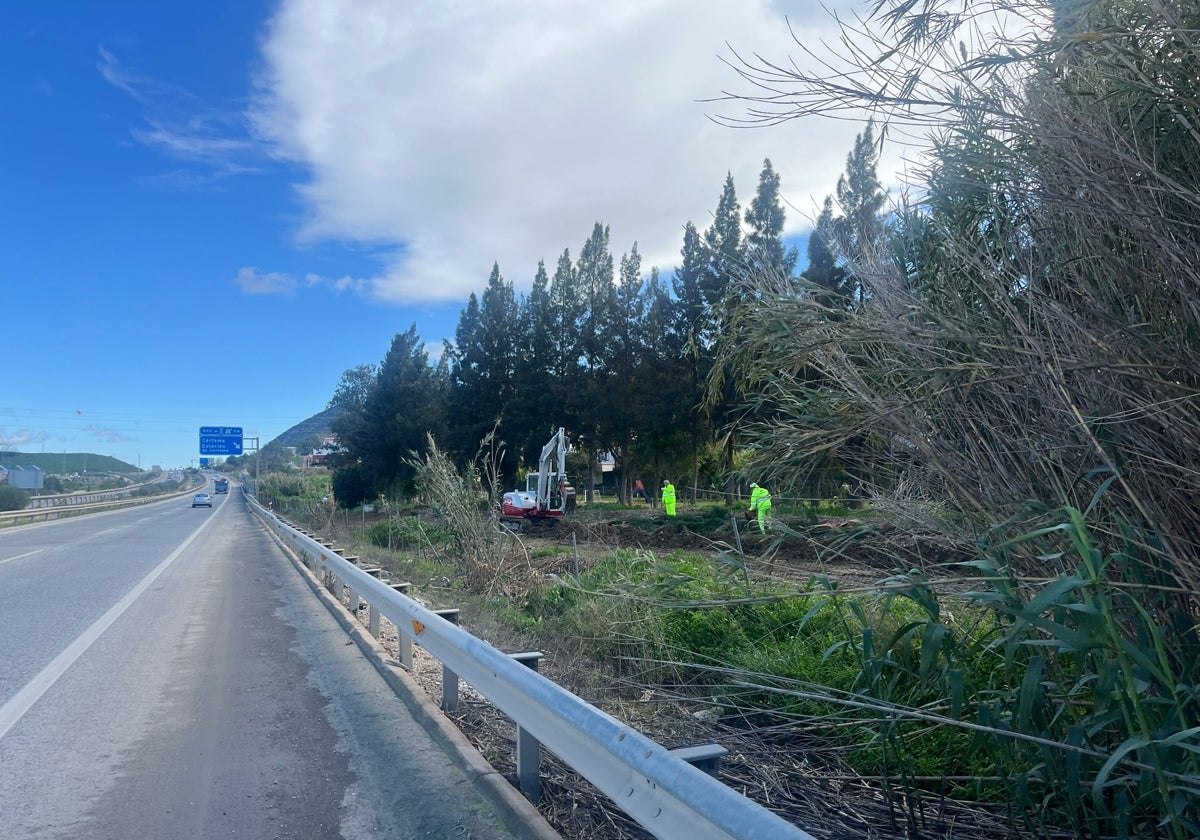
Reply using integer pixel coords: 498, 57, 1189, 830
247, 495, 814, 840
24, 475, 184, 509
0, 495, 158, 525
0, 479, 199, 526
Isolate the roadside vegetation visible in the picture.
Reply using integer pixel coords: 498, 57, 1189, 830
260, 1, 1200, 837
0, 485, 30, 511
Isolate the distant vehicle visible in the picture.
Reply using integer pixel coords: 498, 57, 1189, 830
192, 493, 212, 508
214, 477, 229, 494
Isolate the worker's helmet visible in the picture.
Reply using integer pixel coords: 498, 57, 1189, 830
750, 482, 758, 488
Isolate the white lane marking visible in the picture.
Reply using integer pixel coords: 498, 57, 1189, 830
92, 529, 116, 537
0, 549, 43, 567
0, 510, 219, 740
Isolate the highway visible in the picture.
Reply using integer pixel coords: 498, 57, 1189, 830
0, 491, 525, 839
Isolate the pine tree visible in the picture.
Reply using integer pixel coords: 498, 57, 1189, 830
802, 196, 852, 307
574, 222, 617, 501
672, 221, 711, 503
638, 266, 694, 495
547, 247, 583, 426
334, 325, 444, 499
447, 264, 519, 485
834, 121, 887, 304
702, 173, 747, 505
672, 221, 707, 349
328, 363, 379, 412
600, 243, 645, 502
745, 158, 798, 277
511, 260, 555, 472
702, 173, 745, 312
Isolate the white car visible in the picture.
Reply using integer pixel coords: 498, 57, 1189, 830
192, 493, 213, 508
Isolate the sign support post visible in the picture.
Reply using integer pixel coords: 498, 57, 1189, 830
244, 437, 260, 494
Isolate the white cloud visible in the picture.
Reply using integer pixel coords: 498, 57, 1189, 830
0, 427, 46, 448
83, 425, 135, 444
251, 0, 894, 305
234, 266, 299, 295
236, 266, 372, 296
99, 46, 265, 183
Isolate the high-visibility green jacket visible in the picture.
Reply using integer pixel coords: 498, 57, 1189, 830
750, 485, 771, 511
662, 483, 676, 505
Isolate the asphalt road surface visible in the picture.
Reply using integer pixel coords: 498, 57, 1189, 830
0, 490, 523, 839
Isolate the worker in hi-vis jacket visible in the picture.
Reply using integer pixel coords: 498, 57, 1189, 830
749, 482, 772, 533
661, 479, 676, 516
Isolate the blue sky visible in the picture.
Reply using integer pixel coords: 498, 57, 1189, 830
1, 1, 887, 470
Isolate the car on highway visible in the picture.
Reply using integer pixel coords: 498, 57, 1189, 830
192, 493, 213, 508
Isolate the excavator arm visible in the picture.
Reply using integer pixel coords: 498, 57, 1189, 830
535, 428, 567, 512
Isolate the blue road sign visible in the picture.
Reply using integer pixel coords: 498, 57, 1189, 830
199, 426, 244, 456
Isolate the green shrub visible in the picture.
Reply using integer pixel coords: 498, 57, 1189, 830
959, 506, 1200, 838
0, 485, 29, 511
259, 473, 308, 498
363, 515, 448, 550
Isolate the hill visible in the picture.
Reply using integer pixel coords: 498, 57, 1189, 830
0, 452, 141, 474
267, 405, 342, 450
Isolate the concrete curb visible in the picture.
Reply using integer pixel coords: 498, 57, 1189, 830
271, 532, 562, 840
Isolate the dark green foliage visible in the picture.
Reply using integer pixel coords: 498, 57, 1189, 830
331, 325, 446, 501
446, 264, 519, 487
259, 473, 309, 498
702, 174, 749, 503
363, 515, 442, 551
330, 462, 372, 509
745, 158, 798, 278
712, 2, 1200, 831
510, 260, 558, 472
599, 244, 646, 503
801, 196, 851, 306
670, 224, 716, 501
961, 505, 1200, 837
327, 363, 379, 411
832, 120, 886, 306
573, 222, 617, 501
255, 441, 296, 474
702, 173, 745, 311
0, 485, 30, 510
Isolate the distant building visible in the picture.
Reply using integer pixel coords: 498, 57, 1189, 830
304, 435, 340, 468
1, 464, 45, 490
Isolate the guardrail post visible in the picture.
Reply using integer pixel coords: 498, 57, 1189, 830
509, 651, 545, 802
391, 583, 413, 668
434, 609, 461, 711
669, 744, 729, 779
357, 567, 385, 637
343, 556, 362, 611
